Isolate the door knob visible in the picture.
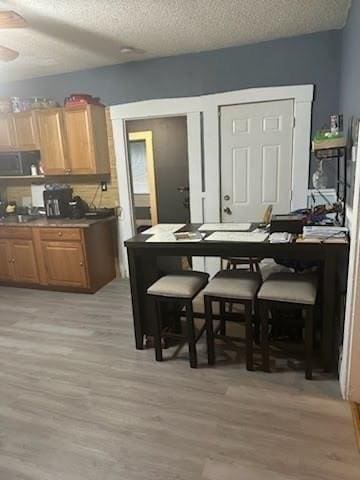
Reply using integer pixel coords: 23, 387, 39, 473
223, 207, 232, 215
224, 195, 230, 201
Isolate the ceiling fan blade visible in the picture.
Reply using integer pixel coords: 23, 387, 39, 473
0, 45, 19, 62
0, 11, 26, 28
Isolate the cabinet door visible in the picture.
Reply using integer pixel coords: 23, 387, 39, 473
12, 111, 39, 149
0, 239, 14, 281
37, 109, 69, 174
0, 115, 14, 148
42, 241, 88, 288
11, 239, 39, 284
63, 107, 95, 174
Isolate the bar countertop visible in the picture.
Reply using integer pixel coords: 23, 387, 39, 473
0, 215, 117, 229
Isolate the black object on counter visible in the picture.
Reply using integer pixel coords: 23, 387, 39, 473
270, 214, 305, 234
44, 187, 73, 218
69, 196, 89, 219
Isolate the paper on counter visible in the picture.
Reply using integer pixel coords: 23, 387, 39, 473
146, 233, 202, 243
199, 223, 251, 231
205, 231, 268, 242
141, 224, 185, 235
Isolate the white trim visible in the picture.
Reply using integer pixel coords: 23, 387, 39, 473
340, 125, 360, 401
110, 84, 313, 277
111, 116, 134, 278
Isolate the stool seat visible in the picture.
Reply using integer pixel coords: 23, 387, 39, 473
147, 271, 209, 299
203, 270, 261, 300
257, 272, 318, 305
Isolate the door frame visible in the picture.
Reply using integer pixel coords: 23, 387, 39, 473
128, 130, 158, 225
110, 84, 313, 276
111, 99, 203, 277
340, 124, 360, 402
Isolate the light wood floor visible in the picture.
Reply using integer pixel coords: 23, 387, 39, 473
0, 279, 359, 480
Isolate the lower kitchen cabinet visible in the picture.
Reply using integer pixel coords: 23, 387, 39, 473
41, 241, 88, 288
0, 239, 14, 282
11, 239, 39, 284
0, 238, 39, 284
0, 219, 116, 292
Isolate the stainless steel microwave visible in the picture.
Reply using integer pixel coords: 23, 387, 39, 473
0, 151, 40, 176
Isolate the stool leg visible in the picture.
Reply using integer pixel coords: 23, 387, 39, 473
305, 307, 314, 380
245, 301, 254, 371
219, 300, 226, 336
186, 301, 197, 368
205, 296, 215, 365
253, 299, 260, 345
260, 302, 270, 372
154, 300, 163, 362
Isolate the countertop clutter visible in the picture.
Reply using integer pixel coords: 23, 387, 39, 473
0, 215, 116, 228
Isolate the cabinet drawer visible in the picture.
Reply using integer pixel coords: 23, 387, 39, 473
39, 228, 82, 241
0, 227, 32, 239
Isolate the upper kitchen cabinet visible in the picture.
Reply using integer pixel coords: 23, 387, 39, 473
36, 108, 69, 175
0, 115, 14, 149
36, 105, 110, 176
11, 111, 39, 150
0, 111, 39, 150
63, 105, 110, 175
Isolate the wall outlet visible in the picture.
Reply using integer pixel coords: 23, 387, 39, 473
101, 180, 108, 192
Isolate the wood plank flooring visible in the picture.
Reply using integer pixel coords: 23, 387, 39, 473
0, 279, 359, 479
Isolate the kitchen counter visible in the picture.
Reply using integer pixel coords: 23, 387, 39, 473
0, 216, 116, 228
0, 215, 117, 293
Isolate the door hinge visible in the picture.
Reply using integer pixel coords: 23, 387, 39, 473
290, 189, 293, 201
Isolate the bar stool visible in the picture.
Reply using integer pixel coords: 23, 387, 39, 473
203, 270, 262, 370
147, 271, 209, 368
223, 256, 262, 274
257, 272, 318, 379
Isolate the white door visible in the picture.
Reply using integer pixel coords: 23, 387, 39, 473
220, 100, 294, 222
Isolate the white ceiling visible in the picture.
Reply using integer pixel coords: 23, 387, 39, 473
0, 0, 351, 83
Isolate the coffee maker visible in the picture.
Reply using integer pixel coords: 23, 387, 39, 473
43, 186, 73, 218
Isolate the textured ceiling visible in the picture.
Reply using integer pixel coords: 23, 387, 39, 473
0, 0, 351, 82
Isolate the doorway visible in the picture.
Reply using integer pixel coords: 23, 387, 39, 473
126, 116, 190, 233
128, 131, 158, 230
220, 99, 294, 223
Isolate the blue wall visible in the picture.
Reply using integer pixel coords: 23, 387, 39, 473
0, 30, 342, 132
340, 0, 360, 126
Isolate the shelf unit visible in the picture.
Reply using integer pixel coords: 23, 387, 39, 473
0, 175, 45, 180
312, 141, 347, 226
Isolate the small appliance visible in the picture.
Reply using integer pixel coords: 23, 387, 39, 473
69, 196, 89, 219
43, 186, 73, 218
0, 151, 40, 176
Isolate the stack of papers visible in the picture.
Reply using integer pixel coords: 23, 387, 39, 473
141, 224, 185, 235
205, 232, 269, 242
303, 226, 348, 241
146, 233, 202, 243
199, 223, 251, 231
269, 232, 294, 244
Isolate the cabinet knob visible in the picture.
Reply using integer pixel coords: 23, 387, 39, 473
12, 258, 15, 263
58, 231, 63, 236
80, 261, 84, 267
64, 168, 71, 174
